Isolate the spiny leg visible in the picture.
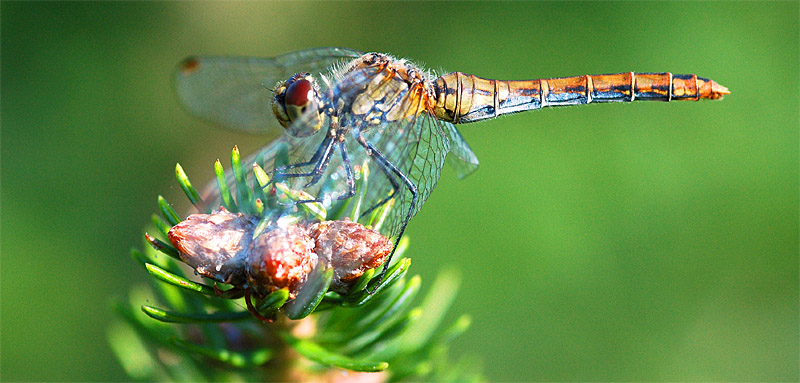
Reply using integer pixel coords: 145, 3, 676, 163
337, 140, 356, 200
272, 134, 336, 184
356, 129, 402, 219
359, 186, 398, 220
357, 156, 401, 220
270, 134, 342, 207
293, 139, 357, 205
356, 134, 417, 293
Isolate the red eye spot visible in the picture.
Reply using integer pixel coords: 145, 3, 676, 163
285, 79, 313, 107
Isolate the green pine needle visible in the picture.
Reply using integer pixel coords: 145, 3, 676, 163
255, 288, 290, 313
280, 332, 389, 372
231, 146, 254, 214
144, 263, 216, 296
157, 195, 181, 226
144, 233, 180, 260
338, 258, 411, 307
141, 305, 252, 323
111, 145, 482, 382
214, 159, 237, 212
175, 163, 204, 210
283, 267, 334, 320
151, 215, 172, 237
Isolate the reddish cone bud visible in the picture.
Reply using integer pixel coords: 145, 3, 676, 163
168, 207, 256, 285
246, 224, 317, 299
310, 219, 392, 292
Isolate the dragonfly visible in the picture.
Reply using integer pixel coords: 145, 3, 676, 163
174, 47, 729, 281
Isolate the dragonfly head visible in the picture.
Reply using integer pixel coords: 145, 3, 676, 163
272, 73, 323, 137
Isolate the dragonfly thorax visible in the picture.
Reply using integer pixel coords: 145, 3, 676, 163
272, 72, 324, 137
341, 53, 437, 126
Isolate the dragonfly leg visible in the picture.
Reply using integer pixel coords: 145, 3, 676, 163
350, 136, 402, 219
301, 143, 337, 188
336, 140, 356, 200
268, 135, 337, 207
292, 140, 357, 204
359, 189, 397, 219
356, 135, 417, 293
302, 137, 354, 189
272, 134, 335, 182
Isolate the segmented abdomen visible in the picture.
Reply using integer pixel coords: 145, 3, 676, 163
432, 72, 730, 124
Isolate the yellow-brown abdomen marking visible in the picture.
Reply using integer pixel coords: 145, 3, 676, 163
431, 70, 727, 124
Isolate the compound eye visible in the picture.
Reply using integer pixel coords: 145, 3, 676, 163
280, 77, 323, 137
285, 79, 315, 114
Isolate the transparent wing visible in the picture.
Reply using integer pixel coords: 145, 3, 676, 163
200, 116, 449, 239
442, 122, 480, 179
360, 112, 451, 237
201, 60, 455, 239
174, 47, 362, 134
330, 65, 452, 236
199, 123, 353, 213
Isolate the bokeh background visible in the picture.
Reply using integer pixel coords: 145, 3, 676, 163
2, 1, 797, 381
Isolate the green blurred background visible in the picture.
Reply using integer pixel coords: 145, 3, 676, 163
2, 1, 797, 381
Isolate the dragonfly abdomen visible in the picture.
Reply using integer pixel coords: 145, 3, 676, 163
432, 71, 729, 124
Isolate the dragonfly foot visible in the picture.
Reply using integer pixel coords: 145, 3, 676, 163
365, 255, 392, 295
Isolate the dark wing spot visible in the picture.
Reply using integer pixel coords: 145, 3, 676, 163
179, 57, 201, 76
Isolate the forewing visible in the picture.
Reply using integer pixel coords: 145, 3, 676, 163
174, 47, 362, 134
